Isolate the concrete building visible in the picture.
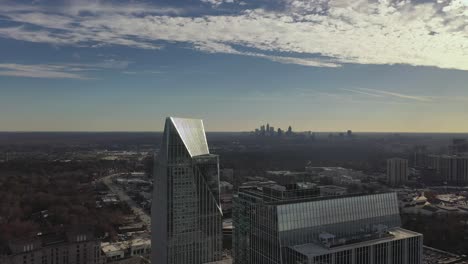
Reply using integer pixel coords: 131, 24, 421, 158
387, 158, 409, 186
152, 117, 223, 264
413, 146, 428, 168
233, 188, 422, 264
101, 238, 151, 263
439, 156, 468, 185
0, 231, 104, 264
220, 169, 234, 183
220, 181, 234, 193
423, 155, 468, 185
449, 139, 468, 155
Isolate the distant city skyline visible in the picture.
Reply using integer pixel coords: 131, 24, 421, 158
4, 122, 468, 133
1, 0, 467, 132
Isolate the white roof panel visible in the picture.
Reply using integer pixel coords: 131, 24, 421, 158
170, 117, 210, 157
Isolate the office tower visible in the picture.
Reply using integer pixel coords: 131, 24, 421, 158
387, 158, 409, 186
269, 126, 275, 136
233, 187, 423, 264
260, 125, 266, 136
152, 117, 223, 264
277, 128, 283, 136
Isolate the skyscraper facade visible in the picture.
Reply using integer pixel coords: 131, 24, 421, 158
152, 117, 223, 264
233, 187, 422, 264
387, 158, 409, 186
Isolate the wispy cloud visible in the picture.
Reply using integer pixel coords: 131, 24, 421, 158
342, 88, 433, 102
0, 0, 466, 69
308, 91, 412, 105
359, 88, 433, 102
68, 59, 131, 70
201, 0, 236, 6
122, 70, 164, 75
0, 63, 91, 79
340, 88, 384, 98
0, 59, 130, 79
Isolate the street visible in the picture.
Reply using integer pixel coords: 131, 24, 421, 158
101, 174, 151, 233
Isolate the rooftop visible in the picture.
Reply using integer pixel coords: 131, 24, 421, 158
290, 228, 420, 257
101, 238, 151, 255
238, 186, 388, 206
423, 246, 468, 264
203, 257, 233, 264
169, 117, 209, 157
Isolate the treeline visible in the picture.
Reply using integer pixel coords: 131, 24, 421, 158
216, 142, 394, 176
0, 160, 131, 247
402, 213, 468, 255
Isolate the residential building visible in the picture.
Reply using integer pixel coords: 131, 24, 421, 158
450, 139, 468, 155
419, 155, 468, 185
0, 231, 104, 264
439, 155, 468, 185
387, 158, 409, 186
152, 117, 223, 264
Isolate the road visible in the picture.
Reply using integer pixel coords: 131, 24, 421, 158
101, 174, 151, 233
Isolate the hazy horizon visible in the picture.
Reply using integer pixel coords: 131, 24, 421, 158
1, 130, 468, 134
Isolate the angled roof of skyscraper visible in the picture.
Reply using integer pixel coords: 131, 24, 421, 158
169, 117, 210, 157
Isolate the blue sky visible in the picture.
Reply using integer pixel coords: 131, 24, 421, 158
0, 0, 467, 132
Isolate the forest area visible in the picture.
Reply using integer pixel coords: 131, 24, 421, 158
0, 160, 133, 250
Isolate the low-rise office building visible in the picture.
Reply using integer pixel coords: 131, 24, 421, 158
233, 186, 423, 264
101, 238, 151, 263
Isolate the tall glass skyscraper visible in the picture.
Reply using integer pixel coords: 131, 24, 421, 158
233, 186, 423, 264
152, 117, 223, 264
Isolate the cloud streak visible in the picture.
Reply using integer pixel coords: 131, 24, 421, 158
343, 88, 433, 102
340, 88, 384, 98
0, 63, 91, 79
0, 0, 466, 69
0, 59, 130, 79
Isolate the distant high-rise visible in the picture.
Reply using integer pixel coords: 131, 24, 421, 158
233, 187, 422, 264
413, 145, 428, 168
277, 128, 283, 136
450, 138, 468, 155
152, 117, 223, 264
439, 155, 468, 184
387, 158, 409, 186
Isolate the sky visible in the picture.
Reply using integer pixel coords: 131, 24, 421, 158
0, 0, 467, 132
